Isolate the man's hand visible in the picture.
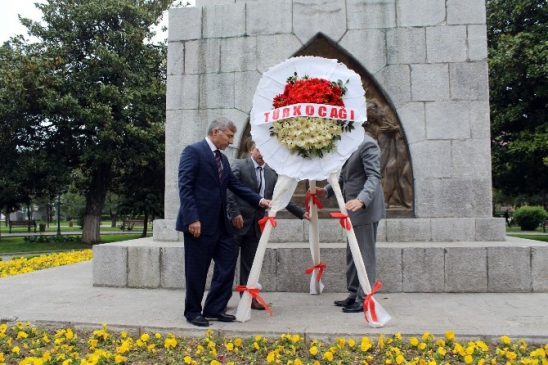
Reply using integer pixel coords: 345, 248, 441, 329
345, 199, 364, 212
302, 212, 311, 221
259, 198, 272, 209
188, 221, 201, 238
312, 187, 327, 198
232, 215, 244, 229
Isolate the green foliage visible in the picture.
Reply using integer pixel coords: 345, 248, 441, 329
23, 235, 81, 244
512, 206, 548, 230
487, 0, 548, 207
0, 0, 171, 243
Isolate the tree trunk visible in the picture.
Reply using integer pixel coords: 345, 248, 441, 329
141, 211, 149, 238
82, 163, 112, 244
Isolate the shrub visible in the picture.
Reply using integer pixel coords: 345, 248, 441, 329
513, 206, 548, 231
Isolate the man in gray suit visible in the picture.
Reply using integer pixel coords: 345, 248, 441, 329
227, 141, 309, 310
316, 131, 386, 313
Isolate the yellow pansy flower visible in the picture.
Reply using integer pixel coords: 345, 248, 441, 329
323, 351, 333, 361
445, 331, 455, 341
310, 346, 318, 356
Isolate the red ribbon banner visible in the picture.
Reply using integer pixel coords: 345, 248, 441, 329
330, 212, 352, 230
305, 192, 324, 213
363, 281, 382, 323
305, 262, 327, 282
258, 216, 277, 233
235, 285, 273, 315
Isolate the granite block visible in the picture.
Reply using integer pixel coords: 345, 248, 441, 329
128, 246, 161, 288
468, 25, 488, 61
375, 65, 411, 108
246, 0, 293, 35
161, 246, 185, 289
254, 248, 278, 292
377, 246, 402, 292
256, 34, 303, 73
347, 0, 396, 29
339, 29, 386, 74
376, 219, 387, 242
168, 7, 202, 42
167, 41, 184, 76
221, 37, 257, 72
276, 247, 317, 292
449, 62, 489, 101
402, 247, 445, 292
475, 218, 506, 241
270, 219, 305, 243
397, 0, 445, 27
445, 247, 487, 292
487, 247, 531, 292
166, 74, 200, 111
235, 70, 261, 113
414, 179, 493, 218
425, 102, 471, 140
408, 140, 452, 180
199, 73, 235, 109
184, 39, 221, 74
398, 102, 426, 145
386, 27, 426, 65
293, 0, 346, 44
426, 26, 467, 63
532, 246, 548, 292
203, 3, 246, 38
386, 218, 432, 242
447, 0, 486, 25
469, 101, 491, 139
92, 245, 127, 287
152, 219, 180, 242
411, 64, 449, 101
430, 218, 475, 242
305, 219, 346, 243
451, 139, 492, 180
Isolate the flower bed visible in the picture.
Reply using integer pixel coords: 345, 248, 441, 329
1, 322, 547, 365
0, 250, 93, 278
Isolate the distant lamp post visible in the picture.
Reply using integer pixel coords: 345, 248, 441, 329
56, 194, 61, 236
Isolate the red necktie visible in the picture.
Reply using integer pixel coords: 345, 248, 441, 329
215, 150, 222, 179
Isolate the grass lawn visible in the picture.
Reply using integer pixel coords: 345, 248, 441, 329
511, 235, 548, 242
0, 233, 148, 255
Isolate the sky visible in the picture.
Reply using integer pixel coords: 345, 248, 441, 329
0, 0, 195, 44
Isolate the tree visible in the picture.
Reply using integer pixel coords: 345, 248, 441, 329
10, 0, 170, 243
487, 0, 548, 210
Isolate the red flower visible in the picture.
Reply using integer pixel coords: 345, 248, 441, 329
273, 77, 345, 108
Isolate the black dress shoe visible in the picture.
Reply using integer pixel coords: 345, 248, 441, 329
204, 312, 236, 322
342, 302, 363, 313
188, 315, 209, 327
334, 297, 355, 307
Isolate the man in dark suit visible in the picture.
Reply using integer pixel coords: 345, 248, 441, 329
176, 117, 271, 327
316, 130, 386, 313
227, 141, 309, 310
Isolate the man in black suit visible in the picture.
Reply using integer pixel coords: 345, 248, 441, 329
227, 141, 309, 310
175, 118, 271, 327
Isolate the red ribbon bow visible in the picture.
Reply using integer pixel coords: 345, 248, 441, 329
258, 216, 277, 233
305, 262, 327, 282
330, 212, 352, 230
305, 192, 324, 213
363, 281, 383, 323
235, 285, 273, 315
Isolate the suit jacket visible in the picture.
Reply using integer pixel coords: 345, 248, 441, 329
227, 157, 306, 238
175, 140, 262, 235
326, 134, 386, 226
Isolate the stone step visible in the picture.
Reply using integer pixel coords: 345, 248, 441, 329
92, 236, 548, 293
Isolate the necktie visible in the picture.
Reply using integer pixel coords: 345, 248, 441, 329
256, 166, 263, 196
215, 150, 222, 179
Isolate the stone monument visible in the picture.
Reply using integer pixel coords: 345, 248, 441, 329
93, 0, 548, 294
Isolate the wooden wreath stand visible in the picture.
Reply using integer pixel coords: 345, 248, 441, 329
235, 173, 391, 327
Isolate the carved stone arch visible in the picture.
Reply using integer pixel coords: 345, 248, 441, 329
238, 33, 414, 218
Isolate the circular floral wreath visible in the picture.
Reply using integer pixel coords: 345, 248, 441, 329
250, 56, 366, 181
